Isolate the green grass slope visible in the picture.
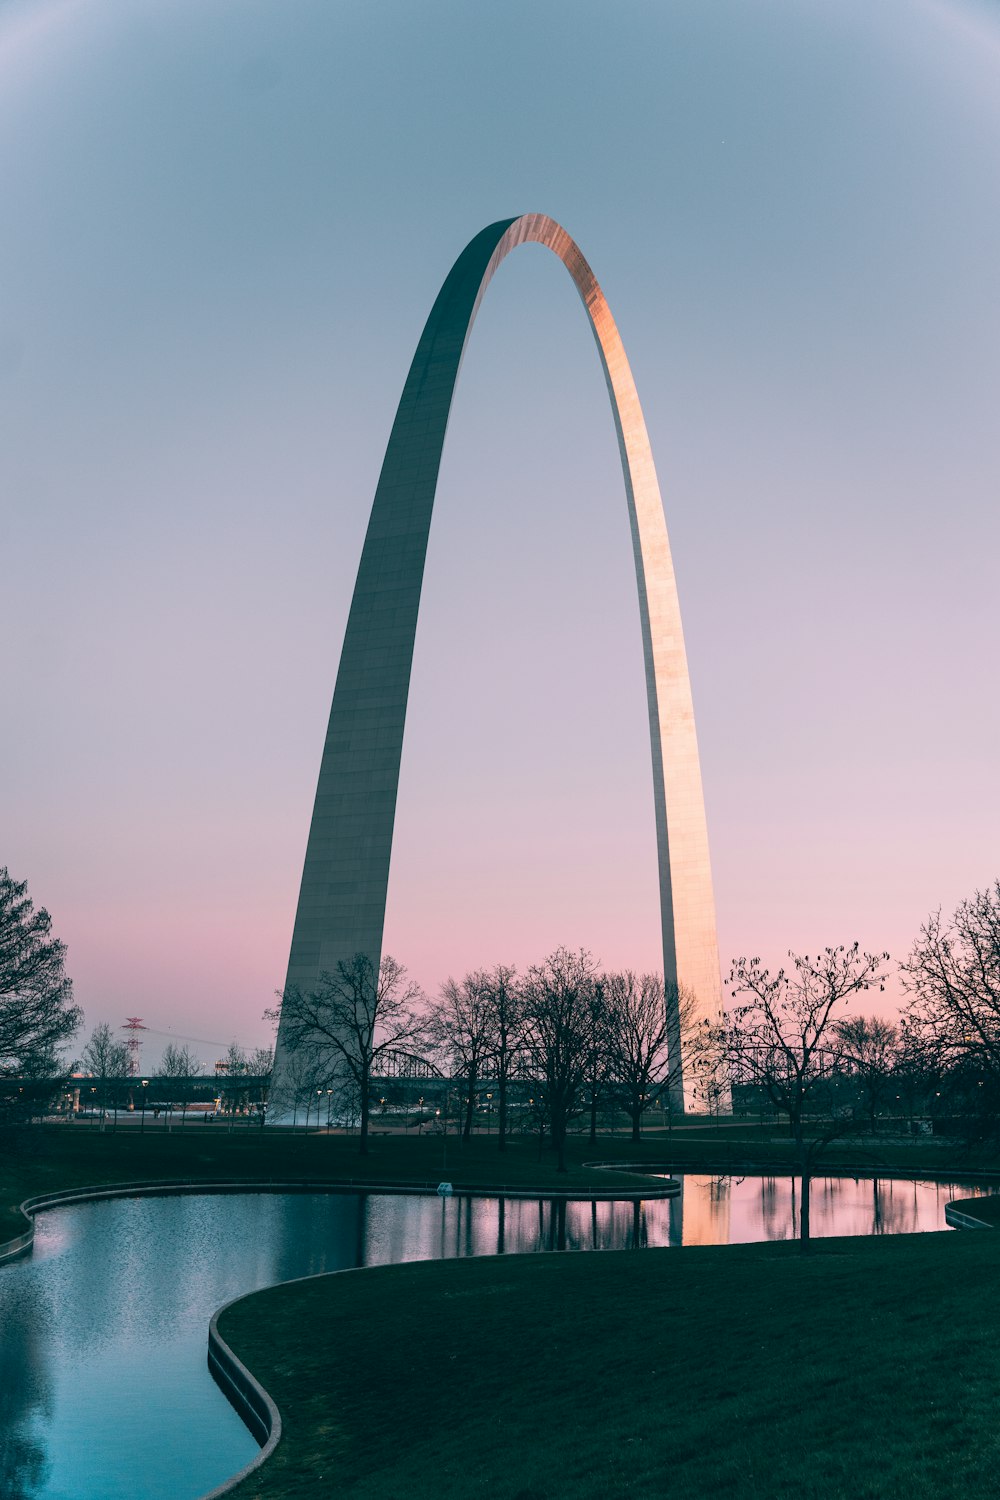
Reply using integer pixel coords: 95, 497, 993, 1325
221, 1229, 1000, 1500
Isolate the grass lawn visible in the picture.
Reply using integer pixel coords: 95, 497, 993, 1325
955, 1194, 1000, 1226
221, 1227, 1000, 1500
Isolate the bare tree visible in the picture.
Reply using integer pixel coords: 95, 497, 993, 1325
0, 869, 82, 1105
160, 1041, 196, 1077
604, 972, 697, 1142
217, 1041, 249, 1124
160, 1042, 199, 1128
250, 1056, 277, 1128
522, 947, 599, 1172
478, 963, 524, 1152
246, 1045, 273, 1127
901, 883, 1000, 1136
892, 1024, 939, 1132
833, 1015, 898, 1133
222, 1041, 248, 1072
583, 978, 610, 1145
427, 974, 495, 1141
278, 953, 427, 1154
718, 944, 890, 1251
270, 1042, 319, 1130
81, 1022, 130, 1128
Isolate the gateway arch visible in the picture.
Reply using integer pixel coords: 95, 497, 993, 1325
272, 214, 722, 1110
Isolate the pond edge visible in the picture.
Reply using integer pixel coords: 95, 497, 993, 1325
202, 1294, 283, 1499
944, 1202, 995, 1229
0, 1172, 682, 1265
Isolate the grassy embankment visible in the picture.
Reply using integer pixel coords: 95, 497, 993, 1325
957, 1193, 1000, 1226
221, 1225, 1000, 1500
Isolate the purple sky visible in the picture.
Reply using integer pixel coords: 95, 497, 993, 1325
3, 0, 1000, 1068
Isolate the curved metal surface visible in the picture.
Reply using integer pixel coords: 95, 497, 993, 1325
273, 214, 722, 1107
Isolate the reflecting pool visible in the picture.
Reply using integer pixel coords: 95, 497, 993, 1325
0, 1175, 992, 1500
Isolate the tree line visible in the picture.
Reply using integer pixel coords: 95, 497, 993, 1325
273, 946, 700, 1169
715, 882, 1000, 1154
76, 1028, 273, 1127
706, 881, 1000, 1247
8, 854, 1000, 1194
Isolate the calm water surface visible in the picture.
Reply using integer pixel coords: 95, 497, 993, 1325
0, 1175, 991, 1500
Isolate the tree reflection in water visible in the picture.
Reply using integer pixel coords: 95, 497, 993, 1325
0, 1300, 52, 1500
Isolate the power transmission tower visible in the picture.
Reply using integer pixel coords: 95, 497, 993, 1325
121, 1017, 148, 1077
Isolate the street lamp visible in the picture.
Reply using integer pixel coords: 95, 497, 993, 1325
140, 1079, 149, 1134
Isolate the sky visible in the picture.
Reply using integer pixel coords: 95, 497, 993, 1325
2, 0, 999, 1068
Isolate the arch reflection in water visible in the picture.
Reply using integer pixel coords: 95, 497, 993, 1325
0, 1178, 993, 1500
663, 1173, 986, 1245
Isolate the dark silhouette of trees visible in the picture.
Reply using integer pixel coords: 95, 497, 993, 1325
522, 947, 598, 1172
604, 971, 693, 1142
211, 1042, 272, 1126
718, 944, 890, 1250
159, 1042, 199, 1127
582, 979, 609, 1145
279, 953, 427, 1153
891, 1026, 938, 1131
160, 1042, 197, 1081
247, 1045, 274, 1126
478, 964, 523, 1152
217, 1041, 249, 1123
833, 1015, 899, 1133
272, 1042, 320, 1129
901, 883, 1000, 1138
427, 973, 495, 1141
81, 1023, 130, 1127
0, 867, 81, 1122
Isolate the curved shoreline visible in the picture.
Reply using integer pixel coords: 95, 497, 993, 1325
203, 1292, 283, 1499
0, 1173, 677, 1499
0, 1170, 683, 1266
203, 1262, 381, 1499
6, 1160, 997, 1265
5, 1169, 996, 1500
945, 1202, 995, 1229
